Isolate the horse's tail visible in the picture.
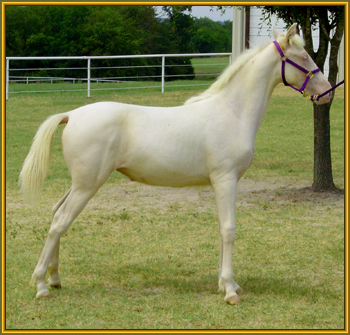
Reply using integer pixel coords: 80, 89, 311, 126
19, 112, 69, 204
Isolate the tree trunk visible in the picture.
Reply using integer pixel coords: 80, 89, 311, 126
312, 102, 337, 191
257, 5, 344, 192
309, 19, 336, 192
311, 9, 344, 192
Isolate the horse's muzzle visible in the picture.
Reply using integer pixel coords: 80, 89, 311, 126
314, 91, 332, 105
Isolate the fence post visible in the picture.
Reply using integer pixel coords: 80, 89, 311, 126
87, 58, 91, 98
161, 56, 165, 93
6, 58, 9, 100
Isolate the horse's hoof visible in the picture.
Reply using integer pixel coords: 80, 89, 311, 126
226, 295, 241, 305
236, 287, 245, 296
36, 292, 52, 299
50, 284, 62, 289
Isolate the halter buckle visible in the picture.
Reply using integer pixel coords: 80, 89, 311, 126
302, 91, 311, 98
303, 92, 319, 101
307, 70, 314, 79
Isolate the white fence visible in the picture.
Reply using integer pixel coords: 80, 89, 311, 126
5, 53, 232, 100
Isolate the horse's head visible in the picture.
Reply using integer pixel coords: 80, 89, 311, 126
273, 23, 332, 104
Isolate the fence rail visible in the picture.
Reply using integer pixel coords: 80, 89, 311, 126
6, 53, 232, 100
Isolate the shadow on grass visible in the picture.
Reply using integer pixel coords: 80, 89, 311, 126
109, 262, 219, 294
60, 259, 338, 305
240, 274, 337, 302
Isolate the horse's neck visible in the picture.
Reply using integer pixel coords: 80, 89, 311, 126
216, 43, 281, 137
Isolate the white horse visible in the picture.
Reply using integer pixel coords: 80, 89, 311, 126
20, 24, 331, 304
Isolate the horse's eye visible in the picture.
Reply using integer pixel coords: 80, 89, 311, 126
302, 56, 308, 61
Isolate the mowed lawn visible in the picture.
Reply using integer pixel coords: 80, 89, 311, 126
5, 84, 345, 330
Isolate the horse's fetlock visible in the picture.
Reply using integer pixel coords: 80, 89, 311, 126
32, 268, 46, 282
48, 260, 59, 270
219, 275, 234, 289
30, 273, 37, 286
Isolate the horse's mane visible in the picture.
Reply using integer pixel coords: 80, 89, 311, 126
185, 32, 305, 105
184, 46, 264, 105
280, 31, 305, 48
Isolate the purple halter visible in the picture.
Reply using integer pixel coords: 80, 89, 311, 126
273, 41, 344, 102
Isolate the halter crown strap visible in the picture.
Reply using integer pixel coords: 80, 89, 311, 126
273, 41, 284, 57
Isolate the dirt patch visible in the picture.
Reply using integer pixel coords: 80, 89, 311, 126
92, 181, 216, 214
236, 178, 344, 207
91, 177, 344, 213
8, 177, 343, 216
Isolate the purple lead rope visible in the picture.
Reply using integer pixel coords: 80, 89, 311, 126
273, 41, 344, 101
312, 79, 345, 101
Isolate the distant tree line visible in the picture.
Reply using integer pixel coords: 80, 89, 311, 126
6, 6, 232, 81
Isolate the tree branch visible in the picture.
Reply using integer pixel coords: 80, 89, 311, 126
315, 8, 331, 42
328, 9, 345, 86
302, 7, 315, 58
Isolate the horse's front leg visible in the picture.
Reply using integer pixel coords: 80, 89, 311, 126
212, 176, 243, 305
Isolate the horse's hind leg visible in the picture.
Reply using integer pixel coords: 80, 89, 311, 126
51, 188, 72, 220
32, 186, 98, 298
47, 188, 72, 289
48, 241, 61, 289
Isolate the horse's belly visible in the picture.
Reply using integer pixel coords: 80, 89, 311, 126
117, 123, 210, 186
117, 163, 211, 187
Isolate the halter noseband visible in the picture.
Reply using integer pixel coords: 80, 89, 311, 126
273, 41, 344, 102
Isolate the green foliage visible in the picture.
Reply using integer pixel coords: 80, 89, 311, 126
192, 18, 232, 53
256, 5, 344, 30
5, 5, 233, 82
5, 6, 195, 80
162, 6, 195, 53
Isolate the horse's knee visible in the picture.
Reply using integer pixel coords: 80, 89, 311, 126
220, 226, 235, 243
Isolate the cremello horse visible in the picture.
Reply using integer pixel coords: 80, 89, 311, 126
20, 24, 332, 304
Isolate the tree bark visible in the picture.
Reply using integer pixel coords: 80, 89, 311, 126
311, 9, 344, 192
312, 103, 337, 191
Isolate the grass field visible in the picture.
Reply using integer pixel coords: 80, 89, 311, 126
4, 82, 345, 330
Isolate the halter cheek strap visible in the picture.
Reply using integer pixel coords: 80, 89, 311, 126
273, 41, 344, 101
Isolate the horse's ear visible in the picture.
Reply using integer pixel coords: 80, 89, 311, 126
286, 23, 298, 43
272, 26, 279, 40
